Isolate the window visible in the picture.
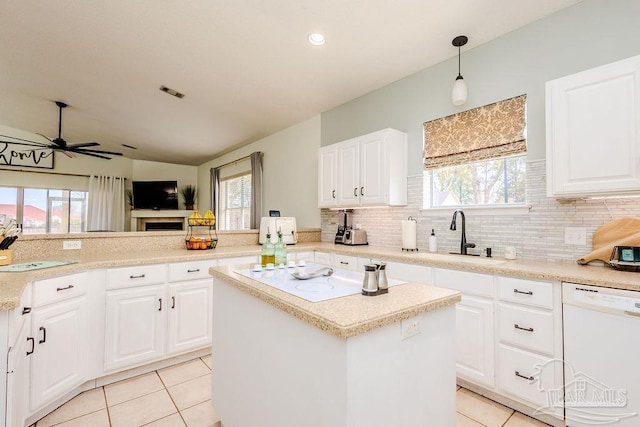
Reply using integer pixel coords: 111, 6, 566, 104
423, 94, 527, 209
425, 155, 526, 207
219, 173, 252, 230
0, 186, 88, 234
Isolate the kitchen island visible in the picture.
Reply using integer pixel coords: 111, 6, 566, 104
209, 264, 461, 427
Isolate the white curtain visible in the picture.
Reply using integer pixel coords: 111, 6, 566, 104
87, 175, 125, 232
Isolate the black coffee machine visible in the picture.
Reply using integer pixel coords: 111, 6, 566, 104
334, 210, 352, 244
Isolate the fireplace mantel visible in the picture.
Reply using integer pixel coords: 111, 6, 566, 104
130, 210, 194, 231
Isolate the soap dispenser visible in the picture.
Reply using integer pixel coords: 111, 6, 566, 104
429, 229, 438, 252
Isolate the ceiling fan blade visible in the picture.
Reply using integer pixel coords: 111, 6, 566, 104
67, 142, 100, 149
71, 150, 112, 160
61, 150, 75, 158
36, 132, 53, 142
72, 147, 123, 156
0, 134, 50, 147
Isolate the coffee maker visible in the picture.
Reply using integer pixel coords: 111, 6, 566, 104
334, 210, 352, 244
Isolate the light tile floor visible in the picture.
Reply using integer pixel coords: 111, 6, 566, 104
35, 357, 549, 426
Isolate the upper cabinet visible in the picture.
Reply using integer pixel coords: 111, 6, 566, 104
546, 55, 640, 197
318, 128, 407, 208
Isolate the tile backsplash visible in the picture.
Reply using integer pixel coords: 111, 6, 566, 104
321, 160, 640, 263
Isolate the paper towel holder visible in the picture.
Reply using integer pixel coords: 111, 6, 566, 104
401, 216, 419, 252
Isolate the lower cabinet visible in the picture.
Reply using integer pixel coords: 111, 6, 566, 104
104, 284, 166, 371
455, 295, 495, 388
167, 280, 213, 355
6, 316, 30, 427
27, 271, 89, 413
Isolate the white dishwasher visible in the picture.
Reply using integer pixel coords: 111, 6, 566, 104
563, 282, 640, 426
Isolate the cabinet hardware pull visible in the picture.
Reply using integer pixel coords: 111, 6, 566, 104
159, 298, 162, 311
340, 261, 349, 265
26, 337, 35, 356
56, 284, 74, 292
332, 190, 336, 199
130, 274, 146, 279
22, 307, 31, 315
354, 187, 358, 197
187, 269, 200, 273
515, 371, 534, 381
513, 289, 533, 295
39, 327, 46, 344
514, 324, 534, 332
171, 296, 176, 309
360, 186, 364, 196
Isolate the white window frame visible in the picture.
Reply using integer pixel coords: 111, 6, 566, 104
218, 172, 252, 230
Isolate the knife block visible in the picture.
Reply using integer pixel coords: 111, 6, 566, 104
0, 249, 12, 266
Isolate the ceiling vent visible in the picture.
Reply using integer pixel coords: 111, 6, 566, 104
159, 85, 185, 99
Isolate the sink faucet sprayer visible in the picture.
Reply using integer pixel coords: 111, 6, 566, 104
449, 209, 477, 256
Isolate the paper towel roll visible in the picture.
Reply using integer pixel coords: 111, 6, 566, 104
402, 219, 417, 250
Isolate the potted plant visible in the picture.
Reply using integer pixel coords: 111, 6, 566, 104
126, 189, 134, 210
181, 185, 197, 210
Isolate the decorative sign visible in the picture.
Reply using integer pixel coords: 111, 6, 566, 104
0, 142, 54, 169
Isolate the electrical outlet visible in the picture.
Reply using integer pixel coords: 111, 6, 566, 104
564, 227, 587, 246
401, 317, 421, 340
62, 240, 82, 250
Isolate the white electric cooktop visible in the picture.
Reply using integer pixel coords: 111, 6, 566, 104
234, 262, 405, 302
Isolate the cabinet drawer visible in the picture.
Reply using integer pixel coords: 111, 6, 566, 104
106, 264, 166, 290
433, 268, 494, 297
498, 303, 554, 356
314, 251, 332, 266
217, 256, 259, 267
385, 261, 431, 284
32, 272, 88, 307
168, 260, 217, 282
497, 344, 559, 409
498, 277, 553, 309
334, 254, 358, 271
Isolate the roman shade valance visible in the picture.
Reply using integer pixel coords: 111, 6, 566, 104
423, 94, 527, 169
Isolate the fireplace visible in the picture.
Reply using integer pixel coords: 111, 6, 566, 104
145, 222, 184, 231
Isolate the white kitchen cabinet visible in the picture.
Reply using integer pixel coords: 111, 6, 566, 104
332, 253, 359, 271
433, 268, 495, 388
104, 284, 166, 371
318, 144, 338, 208
28, 273, 89, 412
546, 54, 640, 197
318, 128, 407, 208
6, 289, 31, 427
167, 279, 213, 355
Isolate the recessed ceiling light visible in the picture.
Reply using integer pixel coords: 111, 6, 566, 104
308, 33, 325, 46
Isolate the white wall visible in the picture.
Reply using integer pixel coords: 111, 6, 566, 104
198, 115, 321, 228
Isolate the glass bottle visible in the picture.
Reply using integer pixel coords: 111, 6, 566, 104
274, 231, 287, 267
260, 231, 275, 267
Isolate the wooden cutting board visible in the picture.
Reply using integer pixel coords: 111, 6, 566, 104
577, 218, 640, 264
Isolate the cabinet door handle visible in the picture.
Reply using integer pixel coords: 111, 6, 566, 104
513, 288, 533, 295
187, 269, 200, 273
515, 370, 534, 381
130, 274, 146, 279
171, 296, 176, 309
360, 186, 364, 196
332, 190, 336, 199
354, 187, 358, 197
158, 298, 162, 311
514, 324, 534, 332
22, 307, 31, 315
339, 261, 349, 265
38, 327, 46, 344
26, 337, 35, 356
56, 284, 74, 292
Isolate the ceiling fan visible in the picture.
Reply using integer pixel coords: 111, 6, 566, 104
1, 101, 123, 160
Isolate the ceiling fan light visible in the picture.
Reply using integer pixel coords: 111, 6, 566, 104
452, 76, 467, 106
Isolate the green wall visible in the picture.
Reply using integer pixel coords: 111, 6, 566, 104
321, 0, 640, 175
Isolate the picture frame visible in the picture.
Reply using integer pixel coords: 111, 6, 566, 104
0, 141, 54, 169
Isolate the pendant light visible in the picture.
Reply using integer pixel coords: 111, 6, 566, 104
451, 35, 468, 106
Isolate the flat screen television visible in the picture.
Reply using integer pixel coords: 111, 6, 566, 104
132, 181, 179, 210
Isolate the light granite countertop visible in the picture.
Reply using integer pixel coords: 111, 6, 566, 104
1, 242, 639, 312
209, 264, 460, 339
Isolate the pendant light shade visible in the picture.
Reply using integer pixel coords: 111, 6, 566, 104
452, 35, 468, 106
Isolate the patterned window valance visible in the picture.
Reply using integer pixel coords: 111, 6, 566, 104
423, 94, 527, 169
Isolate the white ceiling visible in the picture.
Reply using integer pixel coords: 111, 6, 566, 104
0, 0, 580, 165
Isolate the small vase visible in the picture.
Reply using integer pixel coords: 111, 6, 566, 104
185, 204, 194, 210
